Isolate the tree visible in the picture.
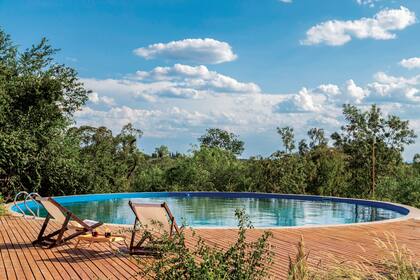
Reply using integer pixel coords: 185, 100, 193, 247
0, 29, 89, 198
153, 145, 170, 158
276, 127, 295, 154
198, 128, 244, 156
70, 124, 143, 193
332, 104, 416, 198
307, 128, 327, 149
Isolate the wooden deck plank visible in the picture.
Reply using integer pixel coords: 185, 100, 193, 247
1, 215, 420, 280
18, 217, 85, 280
0, 217, 31, 280
0, 217, 18, 280
2, 217, 45, 280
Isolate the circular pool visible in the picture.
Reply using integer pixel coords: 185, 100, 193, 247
13, 192, 409, 228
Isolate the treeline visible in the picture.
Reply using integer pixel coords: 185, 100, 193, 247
1, 29, 420, 208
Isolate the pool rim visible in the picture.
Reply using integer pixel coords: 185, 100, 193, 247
8, 191, 420, 229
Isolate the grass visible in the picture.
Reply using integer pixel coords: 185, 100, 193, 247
287, 233, 420, 280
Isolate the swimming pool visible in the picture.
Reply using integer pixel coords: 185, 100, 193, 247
13, 192, 409, 228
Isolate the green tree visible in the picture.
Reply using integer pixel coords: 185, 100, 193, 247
276, 127, 296, 154
332, 104, 416, 198
0, 29, 89, 198
70, 124, 143, 193
307, 128, 327, 149
152, 145, 170, 158
198, 128, 245, 156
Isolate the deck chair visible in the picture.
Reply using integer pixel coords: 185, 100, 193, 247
128, 200, 182, 255
32, 197, 103, 248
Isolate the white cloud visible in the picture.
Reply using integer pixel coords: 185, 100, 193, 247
135, 64, 260, 93
366, 72, 420, 103
400, 57, 420, 69
77, 65, 420, 158
133, 38, 237, 64
275, 79, 368, 112
344, 79, 368, 104
89, 92, 115, 106
273, 72, 420, 113
274, 87, 325, 113
278, 0, 292, 3
356, 0, 380, 7
82, 64, 260, 103
314, 84, 340, 96
301, 6, 416, 46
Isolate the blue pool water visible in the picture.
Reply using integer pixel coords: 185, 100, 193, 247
15, 192, 407, 228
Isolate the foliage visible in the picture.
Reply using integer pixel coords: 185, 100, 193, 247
376, 166, 420, 208
0, 28, 89, 198
69, 124, 143, 194
198, 128, 245, 156
0, 194, 5, 216
332, 104, 416, 198
288, 237, 310, 280
136, 209, 273, 280
1, 27, 420, 214
277, 127, 296, 154
287, 235, 420, 280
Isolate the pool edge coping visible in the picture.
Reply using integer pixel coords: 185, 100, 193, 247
7, 192, 420, 230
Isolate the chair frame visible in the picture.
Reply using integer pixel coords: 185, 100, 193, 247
32, 197, 103, 248
128, 200, 182, 255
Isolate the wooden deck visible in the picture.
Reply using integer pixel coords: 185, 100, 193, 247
1, 215, 419, 279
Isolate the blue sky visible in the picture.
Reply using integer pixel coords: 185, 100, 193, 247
1, 0, 420, 159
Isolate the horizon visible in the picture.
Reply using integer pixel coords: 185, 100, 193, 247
1, 0, 420, 159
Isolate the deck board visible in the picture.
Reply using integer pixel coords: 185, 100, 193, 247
1, 216, 420, 279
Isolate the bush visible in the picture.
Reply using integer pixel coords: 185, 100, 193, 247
135, 209, 273, 280
0, 194, 6, 216
376, 171, 420, 208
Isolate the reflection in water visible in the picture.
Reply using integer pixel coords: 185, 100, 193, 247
26, 196, 403, 227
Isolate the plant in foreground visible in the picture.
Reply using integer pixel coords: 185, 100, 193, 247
288, 233, 419, 280
133, 209, 273, 280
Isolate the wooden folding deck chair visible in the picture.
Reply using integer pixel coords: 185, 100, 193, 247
128, 200, 182, 255
32, 197, 103, 248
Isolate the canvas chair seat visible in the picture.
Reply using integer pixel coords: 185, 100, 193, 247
32, 197, 103, 248
128, 200, 182, 255
69, 219, 101, 230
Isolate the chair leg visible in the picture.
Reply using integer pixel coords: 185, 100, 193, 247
49, 214, 71, 248
129, 219, 138, 252
33, 214, 51, 245
63, 221, 103, 243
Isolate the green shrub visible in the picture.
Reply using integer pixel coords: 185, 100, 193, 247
0, 194, 6, 216
376, 173, 420, 208
135, 209, 273, 280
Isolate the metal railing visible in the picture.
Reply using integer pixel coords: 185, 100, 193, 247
13, 191, 42, 218
13, 191, 29, 216
24, 192, 42, 218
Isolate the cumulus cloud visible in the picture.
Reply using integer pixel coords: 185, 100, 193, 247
135, 64, 260, 93
274, 79, 369, 112
133, 38, 237, 64
274, 88, 325, 113
77, 64, 420, 158
301, 6, 416, 46
400, 57, 420, 69
366, 72, 420, 103
82, 64, 260, 103
89, 92, 116, 106
344, 79, 368, 104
